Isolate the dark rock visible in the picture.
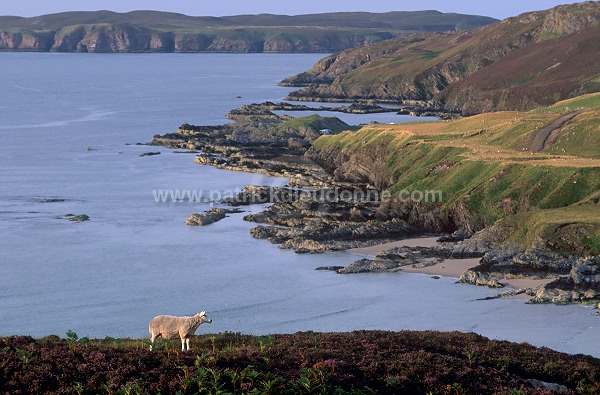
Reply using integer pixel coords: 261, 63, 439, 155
532, 257, 600, 303
337, 258, 401, 274
458, 269, 505, 288
478, 289, 527, 300
529, 379, 568, 392
185, 208, 243, 226
140, 151, 161, 157
437, 229, 472, 242
65, 214, 90, 222
41, 198, 66, 203
315, 266, 345, 271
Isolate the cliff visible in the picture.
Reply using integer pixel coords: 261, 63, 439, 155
0, 10, 497, 53
283, 2, 600, 114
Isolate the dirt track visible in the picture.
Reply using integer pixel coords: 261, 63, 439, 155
529, 111, 583, 151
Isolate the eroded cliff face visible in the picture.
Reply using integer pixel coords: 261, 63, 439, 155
0, 25, 394, 53
50, 25, 175, 52
305, 144, 480, 234
0, 31, 54, 50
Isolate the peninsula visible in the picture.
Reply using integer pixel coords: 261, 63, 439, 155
150, 2, 599, 306
0, 10, 496, 53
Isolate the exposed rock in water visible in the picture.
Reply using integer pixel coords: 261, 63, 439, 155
65, 214, 90, 222
139, 151, 161, 157
41, 198, 66, 203
315, 266, 345, 271
185, 208, 243, 226
478, 289, 530, 300
338, 258, 402, 274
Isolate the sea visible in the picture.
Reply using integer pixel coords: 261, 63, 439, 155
0, 52, 598, 357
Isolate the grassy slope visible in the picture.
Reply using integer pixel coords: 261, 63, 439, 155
277, 114, 352, 132
285, 2, 600, 113
2, 331, 599, 394
0, 10, 497, 31
313, 96, 600, 254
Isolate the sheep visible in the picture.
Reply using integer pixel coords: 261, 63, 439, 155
149, 311, 212, 351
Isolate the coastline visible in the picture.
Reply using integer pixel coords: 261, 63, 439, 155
349, 237, 555, 293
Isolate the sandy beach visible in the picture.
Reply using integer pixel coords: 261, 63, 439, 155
349, 237, 554, 292
350, 236, 440, 255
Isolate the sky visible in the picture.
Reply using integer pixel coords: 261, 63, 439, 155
0, 0, 587, 20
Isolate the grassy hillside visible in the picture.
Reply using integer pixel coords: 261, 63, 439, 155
284, 2, 600, 114
0, 10, 496, 53
2, 331, 599, 394
311, 96, 600, 254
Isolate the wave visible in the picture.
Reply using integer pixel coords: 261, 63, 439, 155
0, 110, 117, 130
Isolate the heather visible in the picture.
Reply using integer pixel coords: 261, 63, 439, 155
2, 331, 599, 394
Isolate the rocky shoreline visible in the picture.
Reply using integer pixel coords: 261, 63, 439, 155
148, 103, 599, 307
185, 208, 243, 226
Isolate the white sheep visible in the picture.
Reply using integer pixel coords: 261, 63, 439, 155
149, 311, 212, 351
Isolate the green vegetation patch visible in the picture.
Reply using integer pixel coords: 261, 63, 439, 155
277, 114, 351, 133
312, 123, 600, 240
533, 92, 600, 113
501, 205, 600, 255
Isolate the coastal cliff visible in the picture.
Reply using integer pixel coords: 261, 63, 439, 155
0, 10, 496, 53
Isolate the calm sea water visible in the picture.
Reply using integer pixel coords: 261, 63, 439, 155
0, 53, 598, 357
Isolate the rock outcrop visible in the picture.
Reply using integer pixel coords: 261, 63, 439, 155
65, 214, 90, 222
532, 257, 600, 303
241, 187, 415, 253
185, 208, 243, 226
149, 107, 349, 188
335, 241, 481, 275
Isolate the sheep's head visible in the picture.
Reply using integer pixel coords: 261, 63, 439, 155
197, 311, 212, 324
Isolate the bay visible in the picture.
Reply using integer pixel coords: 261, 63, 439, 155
0, 53, 598, 357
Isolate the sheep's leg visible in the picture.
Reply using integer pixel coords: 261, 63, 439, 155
150, 333, 158, 351
186, 338, 190, 351
181, 338, 186, 352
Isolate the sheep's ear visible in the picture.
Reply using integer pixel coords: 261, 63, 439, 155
200, 311, 205, 316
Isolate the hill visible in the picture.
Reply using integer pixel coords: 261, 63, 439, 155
308, 94, 600, 256
2, 331, 599, 394
0, 10, 497, 53
283, 1, 600, 114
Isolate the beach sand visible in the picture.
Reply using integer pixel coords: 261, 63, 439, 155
349, 237, 555, 294
349, 236, 440, 255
